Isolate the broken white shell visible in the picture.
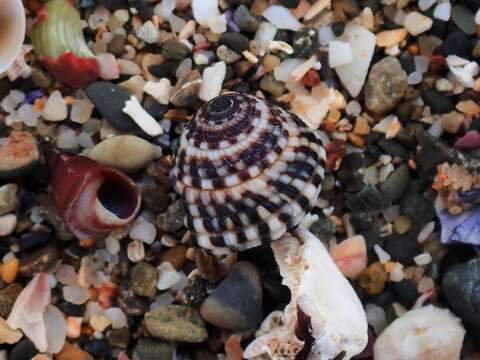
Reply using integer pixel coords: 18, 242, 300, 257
374, 305, 465, 360
0, 0, 26, 74
244, 228, 368, 360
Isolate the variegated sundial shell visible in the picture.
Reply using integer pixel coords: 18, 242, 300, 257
171, 93, 326, 251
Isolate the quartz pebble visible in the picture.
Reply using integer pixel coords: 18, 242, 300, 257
404, 12, 433, 36
328, 41, 353, 68
63, 284, 91, 305
199, 61, 226, 101
156, 261, 182, 290
262, 5, 301, 31
42, 90, 67, 121
144, 79, 171, 105
129, 221, 157, 244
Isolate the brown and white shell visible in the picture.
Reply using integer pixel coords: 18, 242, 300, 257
171, 93, 326, 251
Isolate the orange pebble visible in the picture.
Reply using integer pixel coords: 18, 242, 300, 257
79, 238, 95, 247
408, 44, 419, 55
0, 258, 19, 284
33, 97, 46, 111
224, 334, 244, 360
67, 317, 83, 339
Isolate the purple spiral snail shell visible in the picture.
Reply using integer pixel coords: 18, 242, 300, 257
171, 92, 326, 251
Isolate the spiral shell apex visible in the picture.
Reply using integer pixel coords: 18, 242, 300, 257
171, 93, 326, 251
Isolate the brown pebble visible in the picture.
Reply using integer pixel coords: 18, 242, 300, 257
18, 246, 59, 277
161, 245, 188, 270
0, 283, 22, 318
358, 262, 388, 295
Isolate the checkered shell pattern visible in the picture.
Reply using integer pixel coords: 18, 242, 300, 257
171, 93, 326, 251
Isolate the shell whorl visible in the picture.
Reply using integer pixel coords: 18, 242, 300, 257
171, 93, 326, 251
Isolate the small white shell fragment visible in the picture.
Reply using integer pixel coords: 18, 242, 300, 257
268, 40, 294, 54
199, 61, 226, 102
42, 90, 67, 122
328, 41, 353, 68
414, 252, 432, 266
403, 12, 433, 36
447, 55, 480, 88
122, 95, 163, 136
144, 78, 172, 105
262, 5, 301, 31
374, 244, 391, 264
244, 229, 368, 360
335, 24, 376, 97
374, 305, 466, 360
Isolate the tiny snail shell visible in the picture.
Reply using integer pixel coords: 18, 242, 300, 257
171, 92, 326, 251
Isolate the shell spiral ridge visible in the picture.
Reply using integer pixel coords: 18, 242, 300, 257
172, 93, 326, 251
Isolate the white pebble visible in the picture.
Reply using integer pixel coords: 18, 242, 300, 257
18, 103, 41, 127
63, 284, 90, 305
117, 59, 141, 75
407, 71, 422, 85
154, 0, 176, 20
193, 50, 211, 65
127, 239, 145, 262
417, 277, 435, 293
379, 154, 392, 165
0, 94, 17, 113
404, 12, 433, 35
346, 101, 361, 116
199, 61, 226, 102
365, 303, 388, 335
433, 2, 451, 21
328, 41, 353, 68
255, 22, 278, 46
192, 0, 220, 28
144, 78, 172, 105
476, 9, 480, 25
55, 264, 78, 285
417, 221, 435, 243
263, 5, 301, 31
0, 214, 17, 236
105, 236, 121, 254
414, 253, 433, 266
374, 244, 391, 264
389, 263, 405, 282
114, 9, 129, 24
105, 308, 128, 329
57, 127, 79, 149
157, 261, 182, 290
9, 90, 25, 104
122, 95, 163, 136
419, 0, 437, 11
129, 221, 157, 244
43, 90, 67, 122
88, 5, 110, 30
71, 99, 94, 124
136, 21, 160, 44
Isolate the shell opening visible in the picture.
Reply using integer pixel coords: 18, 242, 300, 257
97, 174, 139, 219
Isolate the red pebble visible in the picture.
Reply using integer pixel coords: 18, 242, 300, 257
301, 69, 320, 87
41, 52, 99, 88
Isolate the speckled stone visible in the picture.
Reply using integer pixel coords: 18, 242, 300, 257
0, 283, 22, 318
131, 262, 158, 298
145, 305, 208, 343
133, 338, 173, 360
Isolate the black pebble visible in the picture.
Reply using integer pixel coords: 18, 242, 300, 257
9, 339, 38, 360
99, 0, 127, 10
421, 89, 454, 114
219, 32, 250, 53
148, 62, 178, 80
279, 0, 300, 8
85, 339, 110, 357
331, 22, 346, 36
346, 185, 391, 213
441, 31, 473, 58
384, 234, 418, 265
391, 280, 419, 307
19, 232, 51, 252
143, 96, 169, 120
86, 82, 137, 132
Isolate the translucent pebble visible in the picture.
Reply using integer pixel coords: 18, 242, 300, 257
30, 206, 44, 224
255, 22, 278, 46
105, 235, 121, 254
71, 99, 94, 124
129, 221, 157, 244
318, 26, 335, 46
365, 303, 388, 334
150, 293, 174, 309
9, 90, 25, 104
5, 112, 21, 126
414, 55, 429, 74
105, 307, 128, 329
154, 0, 176, 19
329, 41, 353, 68
374, 244, 391, 264
433, 2, 451, 21
192, 0, 220, 27
77, 132, 95, 148
0, 95, 17, 113
55, 264, 78, 285
17, 104, 41, 127
171, 271, 188, 292
274, 58, 303, 82
157, 261, 182, 290
176, 58, 192, 79
57, 127, 79, 149
85, 301, 105, 320
407, 71, 422, 85
82, 118, 102, 134
263, 5, 301, 31
346, 101, 362, 116
63, 284, 91, 305
169, 14, 187, 33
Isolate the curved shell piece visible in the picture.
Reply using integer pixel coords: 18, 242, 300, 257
244, 229, 369, 360
171, 93, 326, 251
49, 152, 141, 240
